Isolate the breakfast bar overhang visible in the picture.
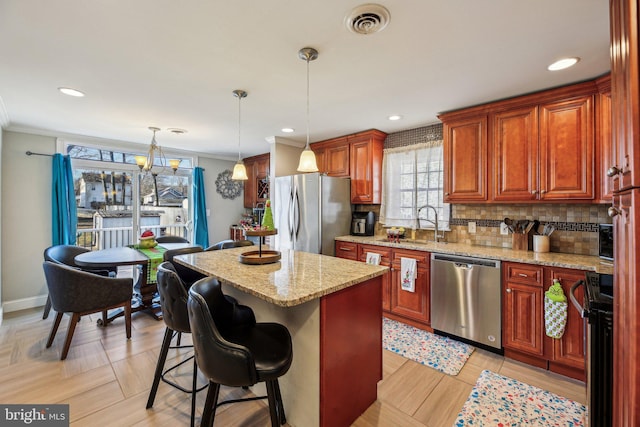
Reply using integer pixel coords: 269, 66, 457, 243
175, 247, 388, 427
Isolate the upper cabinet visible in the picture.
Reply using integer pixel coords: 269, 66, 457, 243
440, 79, 602, 203
311, 129, 386, 204
442, 115, 488, 202
243, 153, 270, 208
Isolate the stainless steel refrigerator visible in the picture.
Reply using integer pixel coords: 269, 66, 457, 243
273, 173, 351, 256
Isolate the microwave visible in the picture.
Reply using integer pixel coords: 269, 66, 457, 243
599, 224, 614, 261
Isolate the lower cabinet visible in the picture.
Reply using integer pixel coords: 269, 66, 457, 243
503, 261, 586, 381
336, 241, 430, 328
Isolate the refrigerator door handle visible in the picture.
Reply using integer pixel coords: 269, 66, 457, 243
288, 188, 295, 240
294, 187, 301, 238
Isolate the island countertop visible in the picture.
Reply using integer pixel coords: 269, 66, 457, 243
174, 247, 389, 307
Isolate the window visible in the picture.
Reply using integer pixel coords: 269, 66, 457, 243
60, 140, 195, 249
379, 141, 450, 230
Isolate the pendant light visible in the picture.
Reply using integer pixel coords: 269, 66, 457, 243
231, 89, 249, 180
297, 47, 319, 172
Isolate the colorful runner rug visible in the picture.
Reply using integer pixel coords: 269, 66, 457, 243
382, 317, 474, 376
135, 245, 167, 284
454, 370, 587, 426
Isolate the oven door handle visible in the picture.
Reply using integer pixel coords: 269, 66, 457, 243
569, 279, 588, 318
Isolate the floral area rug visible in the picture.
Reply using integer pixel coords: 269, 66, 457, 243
382, 317, 474, 376
454, 370, 587, 426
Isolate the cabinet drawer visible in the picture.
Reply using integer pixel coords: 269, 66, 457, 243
505, 263, 543, 286
335, 241, 359, 260
358, 244, 392, 266
391, 249, 429, 267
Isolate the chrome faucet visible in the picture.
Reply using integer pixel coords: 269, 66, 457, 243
417, 204, 444, 242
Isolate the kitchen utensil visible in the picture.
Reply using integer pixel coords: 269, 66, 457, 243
532, 220, 540, 235
525, 221, 535, 234
504, 218, 515, 233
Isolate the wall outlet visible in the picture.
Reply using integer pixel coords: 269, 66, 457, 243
468, 221, 477, 234
500, 222, 509, 235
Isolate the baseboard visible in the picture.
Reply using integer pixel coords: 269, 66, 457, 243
2, 294, 47, 313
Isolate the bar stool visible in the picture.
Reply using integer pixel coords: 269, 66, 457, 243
187, 277, 293, 426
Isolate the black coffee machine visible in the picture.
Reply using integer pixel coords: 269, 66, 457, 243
351, 211, 375, 236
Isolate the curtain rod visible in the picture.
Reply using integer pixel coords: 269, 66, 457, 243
26, 151, 54, 157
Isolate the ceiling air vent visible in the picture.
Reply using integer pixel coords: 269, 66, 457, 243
345, 4, 390, 35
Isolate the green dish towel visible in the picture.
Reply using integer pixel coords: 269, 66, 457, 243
544, 279, 567, 339
135, 245, 168, 284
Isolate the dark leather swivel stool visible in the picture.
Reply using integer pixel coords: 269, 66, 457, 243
205, 239, 254, 251
163, 246, 206, 287
187, 277, 293, 426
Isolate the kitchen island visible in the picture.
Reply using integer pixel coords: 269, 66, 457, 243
174, 247, 388, 427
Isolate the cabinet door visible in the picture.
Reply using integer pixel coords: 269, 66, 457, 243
539, 96, 595, 200
443, 115, 488, 202
547, 267, 586, 370
359, 244, 392, 312
596, 80, 615, 202
492, 106, 539, 201
390, 250, 429, 324
503, 282, 544, 356
243, 158, 256, 208
255, 155, 270, 203
313, 147, 326, 174
326, 140, 350, 177
349, 134, 384, 204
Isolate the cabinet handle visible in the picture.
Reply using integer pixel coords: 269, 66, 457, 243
607, 166, 621, 177
339, 246, 353, 251
608, 206, 621, 217
445, 192, 450, 196
531, 190, 538, 195
540, 189, 547, 194
506, 288, 512, 293
518, 273, 528, 277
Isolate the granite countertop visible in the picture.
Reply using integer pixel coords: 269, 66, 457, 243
174, 247, 388, 307
336, 235, 614, 275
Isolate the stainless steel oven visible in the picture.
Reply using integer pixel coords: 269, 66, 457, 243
570, 272, 613, 427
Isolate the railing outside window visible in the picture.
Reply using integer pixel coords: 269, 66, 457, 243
76, 224, 189, 250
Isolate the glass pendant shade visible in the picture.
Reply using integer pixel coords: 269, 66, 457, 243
232, 161, 249, 180
297, 147, 318, 172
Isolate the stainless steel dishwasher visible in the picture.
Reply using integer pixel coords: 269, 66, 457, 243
430, 253, 502, 349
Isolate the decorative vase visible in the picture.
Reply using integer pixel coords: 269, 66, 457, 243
262, 199, 275, 230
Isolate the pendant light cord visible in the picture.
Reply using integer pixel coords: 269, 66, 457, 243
305, 58, 310, 149
237, 94, 242, 161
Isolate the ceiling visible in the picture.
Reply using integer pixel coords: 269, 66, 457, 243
0, 1, 610, 160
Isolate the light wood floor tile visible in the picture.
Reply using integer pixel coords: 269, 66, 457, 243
1, 307, 588, 426
413, 375, 473, 427
377, 359, 444, 415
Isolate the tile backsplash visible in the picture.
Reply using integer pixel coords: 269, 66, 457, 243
355, 203, 610, 256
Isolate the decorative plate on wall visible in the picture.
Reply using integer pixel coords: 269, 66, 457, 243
215, 169, 243, 200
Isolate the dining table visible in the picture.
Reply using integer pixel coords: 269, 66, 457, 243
74, 242, 196, 324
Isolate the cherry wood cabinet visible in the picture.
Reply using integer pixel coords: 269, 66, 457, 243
390, 249, 430, 324
359, 244, 392, 311
596, 75, 614, 202
538, 96, 594, 201
442, 114, 489, 202
503, 263, 544, 357
243, 153, 270, 208
349, 130, 385, 204
311, 129, 386, 204
311, 137, 350, 177
334, 241, 358, 261
502, 261, 586, 381
547, 267, 587, 375
493, 106, 539, 201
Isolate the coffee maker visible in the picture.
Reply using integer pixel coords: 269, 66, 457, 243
351, 211, 375, 236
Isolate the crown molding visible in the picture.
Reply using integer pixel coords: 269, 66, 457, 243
265, 135, 305, 148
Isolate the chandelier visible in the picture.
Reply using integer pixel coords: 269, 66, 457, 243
135, 127, 181, 175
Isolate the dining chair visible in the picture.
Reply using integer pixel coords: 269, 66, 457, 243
187, 277, 293, 426
42, 245, 116, 319
205, 239, 254, 251
41, 261, 133, 360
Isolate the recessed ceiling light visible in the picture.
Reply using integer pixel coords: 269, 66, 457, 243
58, 87, 85, 97
388, 115, 402, 121
281, 128, 295, 133
167, 128, 188, 135
547, 57, 580, 71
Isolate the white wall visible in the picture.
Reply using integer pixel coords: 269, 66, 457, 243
0, 130, 244, 313
1, 131, 54, 310
196, 156, 246, 246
